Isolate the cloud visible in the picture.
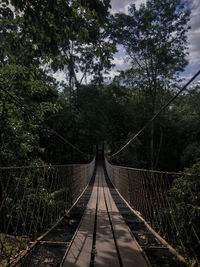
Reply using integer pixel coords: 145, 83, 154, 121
113, 57, 124, 66
188, 32, 200, 54
53, 71, 66, 83
113, 57, 130, 69
134, 0, 146, 9
190, 0, 200, 15
105, 54, 131, 80
110, 0, 146, 13
189, 14, 200, 32
183, 0, 200, 81
110, 0, 131, 13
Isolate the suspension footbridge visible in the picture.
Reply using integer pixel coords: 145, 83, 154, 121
1, 150, 198, 266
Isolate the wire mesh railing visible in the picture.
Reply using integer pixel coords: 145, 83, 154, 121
105, 158, 200, 265
0, 158, 95, 266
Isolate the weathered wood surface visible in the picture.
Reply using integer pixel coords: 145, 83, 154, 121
62, 174, 98, 266
63, 164, 149, 267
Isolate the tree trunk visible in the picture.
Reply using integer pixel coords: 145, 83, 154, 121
154, 126, 163, 169
150, 120, 154, 169
150, 88, 156, 169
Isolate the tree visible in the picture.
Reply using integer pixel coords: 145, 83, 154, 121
4, 0, 111, 59
0, 0, 116, 166
111, 0, 190, 169
0, 64, 59, 167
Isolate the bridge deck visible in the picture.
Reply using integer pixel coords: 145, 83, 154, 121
62, 163, 149, 267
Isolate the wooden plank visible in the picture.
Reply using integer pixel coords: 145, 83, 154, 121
94, 168, 120, 267
108, 174, 186, 265
12, 168, 94, 267
62, 165, 150, 267
38, 241, 70, 245
102, 170, 150, 267
62, 178, 98, 267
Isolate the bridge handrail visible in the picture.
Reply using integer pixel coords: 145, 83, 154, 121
105, 158, 200, 264
105, 163, 192, 176
0, 157, 95, 266
0, 162, 94, 170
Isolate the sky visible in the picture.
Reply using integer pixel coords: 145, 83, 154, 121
109, 0, 200, 83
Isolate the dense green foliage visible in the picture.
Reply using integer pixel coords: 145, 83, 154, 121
0, 0, 199, 170
0, 0, 199, 173
0, 64, 59, 166
165, 160, 200, 261
0, 0, 114, 166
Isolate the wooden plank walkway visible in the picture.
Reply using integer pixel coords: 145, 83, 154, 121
62, 164, 150, 267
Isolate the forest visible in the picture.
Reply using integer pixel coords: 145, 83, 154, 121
0, 0, 200, 171
0, 0, 200, 265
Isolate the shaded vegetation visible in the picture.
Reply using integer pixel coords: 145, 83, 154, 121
161, 160, 200, 263
0, 0, 199, 170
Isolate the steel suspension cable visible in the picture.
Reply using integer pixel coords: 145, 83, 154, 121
111, 69, 200, 158
0, 85, 90, 157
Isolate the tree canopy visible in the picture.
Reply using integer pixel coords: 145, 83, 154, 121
1, 0, 199, 171
110, 0, 191, 168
